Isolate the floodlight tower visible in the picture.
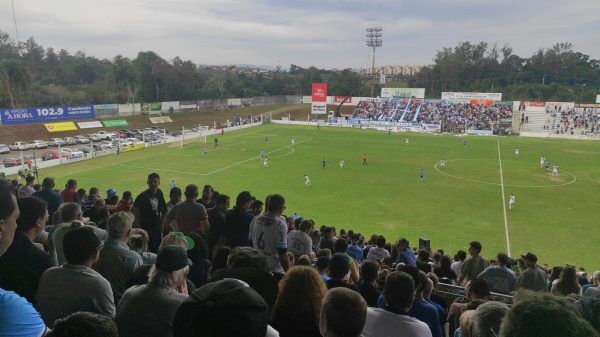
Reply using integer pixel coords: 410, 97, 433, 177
366, 27, 382, 97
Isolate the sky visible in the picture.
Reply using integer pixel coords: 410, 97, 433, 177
1, 0, 599, 69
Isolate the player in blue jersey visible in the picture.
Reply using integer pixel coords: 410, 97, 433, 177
322, 158, 327, 169
419, 168, 424, 182
170, 180, 176, 189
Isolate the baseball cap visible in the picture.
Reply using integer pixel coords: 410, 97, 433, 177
107, 211, 135, 238
106, 188, 117, 197
173, 232, 195, 251
173, 278, 269, 337
156, 245, 191, 272
520, 252, 538, 262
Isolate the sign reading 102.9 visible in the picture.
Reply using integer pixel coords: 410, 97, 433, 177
0, 105, 95, 125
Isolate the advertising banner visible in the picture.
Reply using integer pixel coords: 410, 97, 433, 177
597, 95, 600, 104
227, 98, 242, 106
334, 96, 352, 104
93, 104, 118, 110
142, 103, 162, 111
121, 143, 144, 152
1, 105, 94, 125
161, 101, 180, 112
77, 121, 103, 129
311, 83, 327, 115
118, 103, 141, 114
102, 119, 129, 127
45, 122, 78, 132
381, 88, 425, 99
441, 92, 502, 101
149, 116, 173, 124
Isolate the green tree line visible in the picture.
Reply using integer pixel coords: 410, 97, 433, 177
1, 30, 598, 108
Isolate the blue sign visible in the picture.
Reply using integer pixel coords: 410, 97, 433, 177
1, 105, 95, 125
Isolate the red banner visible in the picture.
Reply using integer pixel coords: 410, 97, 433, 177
334, 96, 352, 104
312, 83, 327, 103
469, 99, 494, 106
527, 101, 545, 107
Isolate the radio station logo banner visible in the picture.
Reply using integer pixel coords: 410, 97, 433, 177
441, 92, 502, 101
312, 83, 327, 114
1, 105, 94, 125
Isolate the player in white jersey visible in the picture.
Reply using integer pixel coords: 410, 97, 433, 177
201, 145, 207, 157
440, 159, 446, 167
514, 148, 520, 158
339, 159, 345, 169
552, 164, 558, 177
263, 157, 269, 167
304, 174, 311, 186
509, 193, 516, 210
405, 137, 409, 146
291, 137, 295, 146
540, 156, 545, 168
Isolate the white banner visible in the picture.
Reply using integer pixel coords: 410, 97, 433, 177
311, 102, 327, 114
77, 121, 103, 129
381, 88, 425, 99
161, 101, 180, 112
596, 95, 600, 103
227, 98, 242, 106
441, 92, 502, 101
180, 104, 197, 109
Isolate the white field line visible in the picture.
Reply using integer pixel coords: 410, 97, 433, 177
117, 137, 313, 177
496, 138, 511, 256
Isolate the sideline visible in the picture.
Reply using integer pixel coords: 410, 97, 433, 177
496, 138, 511, 256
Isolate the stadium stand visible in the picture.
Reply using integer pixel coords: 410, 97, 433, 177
0, 177, 598, 337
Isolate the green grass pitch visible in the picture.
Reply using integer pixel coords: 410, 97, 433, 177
35, 123, 600, 270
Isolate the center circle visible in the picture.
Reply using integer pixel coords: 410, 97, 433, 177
433, 159, 577, 188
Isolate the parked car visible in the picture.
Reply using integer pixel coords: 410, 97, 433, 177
2, 158, 21, 167
85, 134, 102, 142
170, 131, 182, 137
0, 144, 10, 154
75, 135, 90, 144
97, 131, 116, 139
64, 137, 78, 145
31, 140, 48, 149
48, 138, 65, 147
9, 141, 32, 151
61, 148, 84, 156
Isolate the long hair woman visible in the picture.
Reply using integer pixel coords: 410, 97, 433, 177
271, 266, 327, 337
551, 265, 582, 297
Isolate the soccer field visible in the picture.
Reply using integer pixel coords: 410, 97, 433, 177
35, 123, 600, 270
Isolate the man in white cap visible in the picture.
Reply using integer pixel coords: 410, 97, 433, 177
94, 211, 144, 301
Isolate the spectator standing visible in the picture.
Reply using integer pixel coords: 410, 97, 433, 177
94, 212, 144, 301
360, 271, 432, 337
458, 241, 489, 285
366, 236, 390, 263
0, 197, 53, 303
551, 265, 582, 296
37, 226, 115, 328
320, 287, 367, 337
131, 172, 167, 252
434, 255, 457, 284
347, 233, 364, 261
249, 194, 289, 277
32, 177, 61, 224
17, 175, 36, 198
198, 184, 216, 209
287, 219, 315, 260
451, 250, 467, 277
225, 191, 254, 248
250, 199, 264, 217
326, 253, 359, 292
584, 271, 600, 298
417, 249, 433, 273
166, 187, 182, 213
0, 180, 48, 337
116, 245, 190, 337
59, 179, 78, 203
359, 260, 381, 307
163, 184, 209, 236
395, 238, 416, 267
477, 252, 516, 294
206, 193, 230, 254
515, 252, 547, 292
272, 266, 327, 337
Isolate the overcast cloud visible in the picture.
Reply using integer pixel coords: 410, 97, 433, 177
1, 0, 599, 68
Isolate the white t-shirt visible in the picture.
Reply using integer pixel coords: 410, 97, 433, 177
360, 307, 432, 337
451, 261, 463, 276
249, 213, 288, 274
17, 185, 35, 198
366, 247, 390, 263
287, 230, 312, 257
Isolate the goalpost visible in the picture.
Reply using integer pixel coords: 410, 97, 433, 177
179, 125, 210, 148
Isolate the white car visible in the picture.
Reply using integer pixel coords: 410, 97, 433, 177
64, 137, 78, 145
97, 131, 116, 139
0, 144, 10, 154
31, 140, 48, 149
75, 135, 90, 144
48, 138, 65, 147
60, 148, 84, 156
87, 134, 103, 142
9, 141, 32, 151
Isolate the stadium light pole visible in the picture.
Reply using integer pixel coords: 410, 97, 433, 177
366, 27, 382, 98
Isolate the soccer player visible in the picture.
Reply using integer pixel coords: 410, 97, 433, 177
514, 148, 520, 158
321, 158, 327, 169
259, 149, 265, 158
362, 153, 368, 166
509, 193, 516, 210
201, 145, 207, 157
419, 168, 424, 182
214, 138, 218, 147
388, 128, 392, 135
263, 157, 269, 167
440, 159, 446, 167
463, 139, 469, 147
304, 174, 311, 187
291, 137, 296, 146
339, 159, 345, 169
540, 156, 545, 168
552, 164, 559, 177
545, 161, 551, 172
170, 180, 176, 190
264, 135, 269, 143
405, 137, 409, 146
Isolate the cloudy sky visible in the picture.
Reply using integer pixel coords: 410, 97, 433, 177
1, 0, 599, 69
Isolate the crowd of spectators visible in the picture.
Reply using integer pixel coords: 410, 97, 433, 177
544, 105, 600, 136
353, 99, 513, 133
0, 175, 599, 337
